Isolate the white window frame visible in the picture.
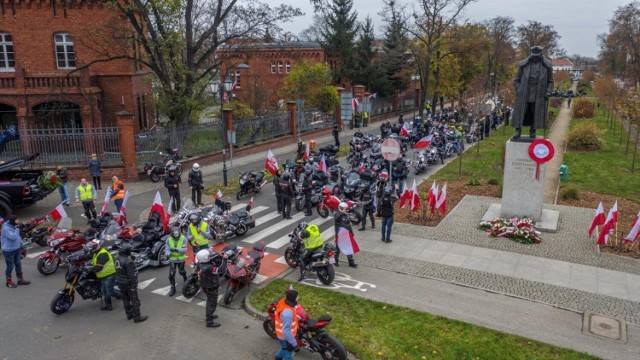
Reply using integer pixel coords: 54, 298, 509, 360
0, 33, 15, 72
285, 60, 291, 74
270, 61, 276, 74
54, 33, 76, 69
277, 60, 283, 74
235, 70, 241, 88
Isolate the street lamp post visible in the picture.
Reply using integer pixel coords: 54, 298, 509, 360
210, 77, 234, 186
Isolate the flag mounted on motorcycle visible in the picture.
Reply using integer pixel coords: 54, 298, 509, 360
265, 149, 279, 176
414, 135, 434, 149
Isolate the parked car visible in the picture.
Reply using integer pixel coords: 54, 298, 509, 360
0, 153, 54, 217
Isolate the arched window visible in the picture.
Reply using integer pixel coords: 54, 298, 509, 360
54, 33, 76, 69
0, 33, 15, 71
285, 60, 291, 74
32, 101, 82, 131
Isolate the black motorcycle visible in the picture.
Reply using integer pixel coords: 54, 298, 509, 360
108, 217, 170, 271
341, 171, 361, 200
51, 258, 101, 314
181, 245, 242, 299
284, 223, 336, 285
236, 171, 266, 200
143, 149, 182, 182
203, 202, 256, 241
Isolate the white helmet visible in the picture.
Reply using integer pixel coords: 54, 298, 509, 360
338, 202, 348, 213
196, 249, 210, 263
193, 163, 200, 171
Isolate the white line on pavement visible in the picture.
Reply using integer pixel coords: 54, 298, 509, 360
267, 216, 333, 249
242, 212, 306, 244
255, 211, 282, 226
151, 286, 172, 296
137, 278, 156, 290
26, 250, 47, 259
274, 256, 288, 265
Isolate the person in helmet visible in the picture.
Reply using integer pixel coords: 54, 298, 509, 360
197, 249, 229, 328
85, 239, 121, 311
358, 189, 375, 231
187, 214, 211, 254
279, 172, 294, 219
188, 163, 204, 206
164, 165, 182, 213
333, 202, 358, 267
165, 227, 187, 296
297, 222, 325, 281
379, 186, 398, 243
115, 244, 147, 323
302, 171, 314, 216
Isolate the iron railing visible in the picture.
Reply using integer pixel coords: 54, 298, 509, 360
298, 109, 333, 133
234, 112, 290, 146
0, 126, 121, 167
135, 120, 224, 162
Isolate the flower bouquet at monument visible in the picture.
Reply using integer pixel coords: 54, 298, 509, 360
479, 217, 542, 244
38, 171, 59, 194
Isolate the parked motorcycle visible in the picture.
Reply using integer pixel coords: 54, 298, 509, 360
143, 149, 182, 182
317, 190, 362, 225
37, 217, 92, 276
413, 150, 428, 175
284, 223, 336, 285
50, 257, 101, 315
263, 300, 348, 360
223, 240, 265, 304
110, 211, 171, 271
181, 245, 242, 299
236, 171, 266, 200
203, 200, 256, 241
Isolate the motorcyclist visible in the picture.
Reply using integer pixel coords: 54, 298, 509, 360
380, 121, 389, 138
187, 214, 211, 254
358, 189, 375, 231
333, 202, 357, 268
297, 222, 324, 281
84, 239, 121, 311
165, 227, 187, 297
278, 172, 294, 219
115, 244, 148, 323
294, 159, 305, 180
188, 163, 204, 206
164, 165, 181, 213
197, 249, 229, 328
391, 157, 405, 194
302, 171, 314, 217
273, 171, 282, 214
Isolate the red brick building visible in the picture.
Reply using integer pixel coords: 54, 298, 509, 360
0, 0, 154, 133
217, 41, 325, 109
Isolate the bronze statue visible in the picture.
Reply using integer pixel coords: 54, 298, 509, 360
511, 46, 553, 139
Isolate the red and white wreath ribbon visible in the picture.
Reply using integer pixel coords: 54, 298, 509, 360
528, 139, 555, 180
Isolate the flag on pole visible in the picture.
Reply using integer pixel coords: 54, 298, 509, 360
399, 181, 411, 208
150, 191, 168, 225
336, 227, 360, 256
214, 190, 223, 200
246, 197, 254, 212
597, 206, 616, 245
428, 181, 438, 214
588, 202, 606, 237
400, 123, 410, 137
352, 97, 359, 110
48, 203, 68, 222
118, 190, 131, 219
265, 149, 279, 176
100, 187, 113, 216
625, 211, 640, 243
167, 196, 176, 216
436, 183, 447, 215
410, 179, 421, 212
414, 135, 434, 149
303, 142, 310, 161
318, 153, 328, 174
369, 92, 377, 99
612, 201, 619, 223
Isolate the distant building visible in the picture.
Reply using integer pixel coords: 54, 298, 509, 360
551, 58, 575, 73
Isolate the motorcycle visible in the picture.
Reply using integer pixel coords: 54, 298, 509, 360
181, 245, 243, 299
317, 190, 362, 225
236, 171, 266, 200
20, 216, 50, 247
203, 200, 256, 241
50, 257, 101, 315
413, 150, 428, 175
223, 240, 265, 304
37, 217, 92, 276
341, 171, 362, 201
284, 223, 336, 285
110, 210, 171, 271
143, 149, 182, 182
263, 299, 348, 360
173, 200, 203, 232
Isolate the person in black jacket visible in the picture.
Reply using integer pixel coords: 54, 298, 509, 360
279, 172, 294, 219
302, 171, 314, 216
164, 165, 181, 213
273, 171, 282, 214
334, 203, 357, 268
358, 189, 375, 231
379, 186, 398, 243
197, 249, 229, 328
188, 163, 204, 205
115, 245, 147, 323
55, 165, 70, 206
332, 122, 340, 147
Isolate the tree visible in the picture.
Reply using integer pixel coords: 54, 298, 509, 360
484, 16, 516, 93
299, 14, 325, 42
378, 0, 411, 96
281, 61, 339, 113
319, 0, 359, 86
83, 1, 301, 135
352, 17, 388, 93
599, 2, 640, 89
517, 20, 564, 57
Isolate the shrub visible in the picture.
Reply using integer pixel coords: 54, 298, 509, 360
468, 178, 480, 186
488, 178, 499, 185
549, 97, 563, 108
561, 186, 580, 200
572, 98, 595, 119
567, 122, 604, 151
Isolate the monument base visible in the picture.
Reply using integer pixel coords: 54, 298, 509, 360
482, 203, 559, 233
501, 139, 546, 220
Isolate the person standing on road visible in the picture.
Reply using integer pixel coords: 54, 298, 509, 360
75, 178, 98, 222
197, 249, 229, 328
109, 176, 126, 213
379, 187, 397, 243
275, 289, 301, 360
334, 202, 357, 268
1, 215, 30, 288
332, 121, 340, 147
87, 153, 102, 190
279, 172, 294, 219
164, 165, 181, 213
187, 214, 211, 254
56, 165, 70, 207
166, 227, 187, 297
358, 189, 375, 231
273, 171, 282, 214
302, 171, 313, 217
114, 244, 148, 323
85, 240, 121, 311
567, 95, 572, 108
188, 163, 204, 206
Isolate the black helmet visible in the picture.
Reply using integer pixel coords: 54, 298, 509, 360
282, 172, 291, 181
118, 244, 132, 256
168, 165, 177, 173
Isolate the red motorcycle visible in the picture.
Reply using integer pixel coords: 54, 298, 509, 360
317, 189, 362, 225
19, 216, 50, 246
223, 240, 265, 304
37, 217, 91, 276
263, 299, 348, 360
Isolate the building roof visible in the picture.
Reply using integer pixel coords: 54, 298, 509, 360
219, 41, 322, 51
551, 58, 574, 67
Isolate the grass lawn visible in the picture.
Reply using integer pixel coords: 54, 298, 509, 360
562, 108, 640, 200
250, 279, 597, 360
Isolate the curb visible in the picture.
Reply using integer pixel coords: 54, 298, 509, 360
243, 267, 296, 320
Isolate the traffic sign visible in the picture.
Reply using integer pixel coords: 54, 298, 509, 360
381, 138, 401, 161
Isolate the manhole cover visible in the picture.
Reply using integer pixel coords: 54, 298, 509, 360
582, 312, 627, 343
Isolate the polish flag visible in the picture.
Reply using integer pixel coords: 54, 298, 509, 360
588, 202, 605, 237
625, 211, 640, 243
318, 154, 328, 174
265, 149, 279, 176
100, 187, 113, 216
435, 183, 447, 215
400, 123, 409, 137
612, 201, 618, 223
150, 191, 168, 225
48, 203, 68, 222
410, 179, 421, 212
118, 190, 131, 219
414, 135, 434, 149
597, 206, 616, 245
303, 143, 310, 161
399, 181, 411, 209
428, 181, 439, 214
336, 227, 360, 256
352, 97, 359, 110
246, 197, 254, 212
167, 196, 176, 216
214, 190, 223, 200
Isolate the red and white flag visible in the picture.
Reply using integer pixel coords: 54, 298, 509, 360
625, 211, 640, 243
48, 203, 68, 222
352, 97, 359, 110
150, 191, 168, 225
336, 227, 360, 256
167, 196, 176, 216
414, 135, 433, 149
214, 190, 223, 200
303, 142, 310, 161
612, 201, 618, 223
400, 123, 409, 137
265, 149, 279, 176
597, 205, 617, 245
435, 183, 447, 215
410, 179, 421, 212
100, 187, 113, 216
399, 181, 411, 209
318, 153, 328, 174
428, 181, 439, 214
246, 197, 254, 212
588, 202, 605, 237
118, 190, 131, 218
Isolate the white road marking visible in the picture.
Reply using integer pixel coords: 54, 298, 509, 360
320, 228, 336, 241
26, 250, 47, 259
274, 256, 288, 265
151, 286, 173, 296
267, 216, 333, 249
175, 295, 194, 303
242, 212, 306, 244
251, 273, 269, 284
197, 301, 206, 307
255, 211, 282, 226
137, 278, 156, 290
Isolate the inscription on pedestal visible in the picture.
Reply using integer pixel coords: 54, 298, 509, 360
501, 141, 545, 221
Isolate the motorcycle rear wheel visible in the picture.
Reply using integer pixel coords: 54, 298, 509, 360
223, 286, 235, 305
349, 209, 363, 225
181, 275, 200, 299
316, 264, 335, 285
51, 289, 75, 315
150, 172, 161, 182
236, 191, 243, 201
318, 334, 348, 360
317, 205, 329, 218
263, 318, 277, 339
157, 245, 170, 267
234, 223, 248, 236
284, 247, 299, 268
295, 198, 304, 212
37, 256, 60, 276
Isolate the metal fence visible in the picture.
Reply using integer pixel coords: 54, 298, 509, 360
298, 109, 333, 133
369, 94, 417, 116
234, 112, 290, 147
0, 126, 121, 167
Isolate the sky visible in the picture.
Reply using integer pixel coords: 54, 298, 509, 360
277, 0, 630, 58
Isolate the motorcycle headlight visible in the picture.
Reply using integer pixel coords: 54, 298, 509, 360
239, 179, 245, 185
104, 234, 117, 241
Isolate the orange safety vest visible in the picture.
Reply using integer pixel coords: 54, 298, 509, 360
112, 180, 125, 200
274, 298, 298, 340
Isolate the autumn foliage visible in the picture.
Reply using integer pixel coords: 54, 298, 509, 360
572, 98, 596, 119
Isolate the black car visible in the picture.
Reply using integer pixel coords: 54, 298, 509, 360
0, 153, 53, 217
